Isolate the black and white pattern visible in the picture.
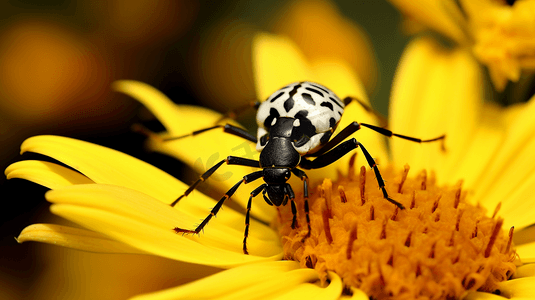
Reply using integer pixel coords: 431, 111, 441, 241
256, 81, 345, 155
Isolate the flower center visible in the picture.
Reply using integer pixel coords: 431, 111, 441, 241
275, 163, 516, 299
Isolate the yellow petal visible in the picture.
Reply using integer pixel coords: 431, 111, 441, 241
112, 80, 213, 135
482, 136, 535, 211
271, 0, 378, 93
20, 135, 180, 203
499, 172, 535, 231
270, 284, 327, 300
449, 103, 505, 190
16, 223, 143, 254
25, 241, 222, 300
473, 97, 535, 208
129, 261, 303, 300
19, 135, 275, 236
271, 271, 342, 300
114, 80, 240, 137
463, 291, 507, 300
5, 160, 93, 189
252, 32, 312, 101
390, 37, 482, 182
46, 184, 281, 258
514, 264, 535, 279
345, 288, 369, 300
114, 80, 274, 222
516, 241, 535, 264
213, 268, 318, 300
514, 225, 535, 246
497, 277, 535, 298
388, 0, 468, 44
51, 202, 279, 268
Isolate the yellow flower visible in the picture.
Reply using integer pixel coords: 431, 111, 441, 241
187, 0, 378, 111
270, 0, 379, 94
8, 33, 535, 299
389, 0, 535, 91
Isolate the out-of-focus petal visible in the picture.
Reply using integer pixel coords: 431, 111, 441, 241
387, 0, 467, 44
514, 226, 535, 247
389, 37, 482, 183
129, 261, 312, 300
514, 264, 535, 279
23, 239, 220, 300
272, 0, 378, 93
48, 184, 282, 266
188, 20, 256, 111
516, 241, 535, 264
113, 80, 226, 137
462, 0, 535, 91
5, 160, 93, 189
16, 223, 143, 254
252, 32, 313, 101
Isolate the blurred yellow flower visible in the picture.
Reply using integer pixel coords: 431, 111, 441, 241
0, 20, 108, 123
8, 31, 535, 299
189, 0, 378, 111
272, 0, 379, 94
389, 0, 535, 91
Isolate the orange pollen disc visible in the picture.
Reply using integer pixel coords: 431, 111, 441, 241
275, 164, 516, 300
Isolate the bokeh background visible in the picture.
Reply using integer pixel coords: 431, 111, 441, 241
0, 0, 409, 299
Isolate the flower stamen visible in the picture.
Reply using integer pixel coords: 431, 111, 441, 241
454, 181, 463, 209
322, 207, 333, 245
276, 164, 517, 299
390, 206, 399, 221
346, 225, 357, 260
338, 186, 347, 203
505, 226, 514, 254
485, 218, 504, 258
492, 202, 502, 219
398, 164, 410, 193
420, 169, 427, 190
359, 166, 366, 205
